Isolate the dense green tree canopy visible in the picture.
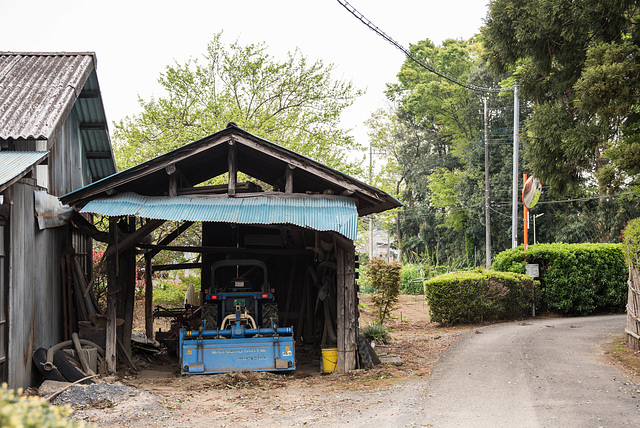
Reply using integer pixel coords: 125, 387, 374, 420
113, 33, 364, 175
483, 0, 640, 194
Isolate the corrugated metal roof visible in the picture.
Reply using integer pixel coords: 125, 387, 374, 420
81, 192, 359, 240
0, 53, 94, 140
0, 151, 48, 190
0, 53, 116, 180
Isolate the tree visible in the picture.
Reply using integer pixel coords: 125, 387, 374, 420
375, 37, 517, 266
113, 33, 364, 175
483, 0, 640, 195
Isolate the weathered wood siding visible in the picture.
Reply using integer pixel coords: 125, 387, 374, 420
8, 181, 64, 388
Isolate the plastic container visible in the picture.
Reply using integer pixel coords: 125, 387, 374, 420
321, 347, 338, 373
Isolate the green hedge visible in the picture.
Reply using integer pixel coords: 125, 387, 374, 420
424, 269, 539, 324
492, 243, 626, 315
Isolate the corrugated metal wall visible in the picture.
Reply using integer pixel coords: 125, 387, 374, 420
49, 107, 89, 196
8, 182, 64, 388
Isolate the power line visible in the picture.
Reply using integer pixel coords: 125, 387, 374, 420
336, 0, 511, 94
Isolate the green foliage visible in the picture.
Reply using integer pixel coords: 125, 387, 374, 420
400, 263, 425, 295
361, 322, 389, 344
424, 269, 539, 324
367, 259, 402, 325
114, 32, 363, 175
153, 280, 189, 308
493, 243, 627, 315
483, 0, 640, 194
623, 218, 640, 268
0, 384, 86, 427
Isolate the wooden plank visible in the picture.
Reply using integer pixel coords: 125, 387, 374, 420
283, 259, 296, 326
145, 253, 153, 339
105, 220, 118, 374
148, 221, 194, 259
336, 243, 346, 373
228, 141, 237, 196
285, 165, 294, 194
139, 243, 310, 256
344, 248, 357, 371
105, 219, 165, 259
152, 262, 203, 271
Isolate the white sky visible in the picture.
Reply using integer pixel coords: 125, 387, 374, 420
3, 0, 490, 151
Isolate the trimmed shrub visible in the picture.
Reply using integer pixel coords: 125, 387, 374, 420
400, 263, 425, 295
493, 243, 626, 315
424, 269, 539, 324
0, 384, 86, 427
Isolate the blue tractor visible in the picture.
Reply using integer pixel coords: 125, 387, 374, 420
179, 259, 295, 374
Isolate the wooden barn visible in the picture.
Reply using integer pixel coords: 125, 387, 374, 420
61, 123, 401, 373
0, 52, 116, 388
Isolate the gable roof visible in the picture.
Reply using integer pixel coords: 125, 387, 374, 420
0, 52, 116, 180
60, 123, 402, 216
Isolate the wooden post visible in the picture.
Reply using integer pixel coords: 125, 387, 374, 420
336, 243, 345, 372
145, 252, 154, 339
228, 141, 237, 196
117, 217, 137, 359
105, 220, 118, 373
285, 165, 294, 194
166, 164, 177, 197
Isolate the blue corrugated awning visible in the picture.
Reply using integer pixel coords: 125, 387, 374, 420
80, 192, 358, 240
0, 151, 48, 191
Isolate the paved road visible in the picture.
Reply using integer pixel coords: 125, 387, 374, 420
424, 315, 640, 427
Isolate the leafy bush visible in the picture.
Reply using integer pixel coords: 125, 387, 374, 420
153, 280, 189, 307
361, 322, 389, 344
424, 269, 539, 324
623, 218, 640, 267
367, 258, 402, 325
400, 263, 425, 295
0, 384, 87, 427
493, 243, 626, 315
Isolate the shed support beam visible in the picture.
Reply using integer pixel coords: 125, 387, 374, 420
228, 141, 237, 196
145, 253, 153, 339
285, 165, 295, 194
105, 219, 118, 374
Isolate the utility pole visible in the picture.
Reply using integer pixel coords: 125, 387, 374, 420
484, 98, 492, 268
511, 83, 520, 248
369, 142, 374, 260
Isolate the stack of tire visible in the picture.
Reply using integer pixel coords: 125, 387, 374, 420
32, 347, 95, 385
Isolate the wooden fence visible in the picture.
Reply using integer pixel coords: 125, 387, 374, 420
627, 266, 640, 351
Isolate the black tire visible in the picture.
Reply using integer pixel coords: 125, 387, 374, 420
261, 301, 279, 328
357, 334, 381, 369
53, 350, 94, 384
32, 348, 67, 382
202, 303, 218, 330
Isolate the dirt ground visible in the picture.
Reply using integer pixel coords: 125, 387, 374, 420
65, 295, 476, 427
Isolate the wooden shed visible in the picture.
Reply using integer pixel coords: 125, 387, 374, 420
0, 52, 116, 388
61, 123, 401, 373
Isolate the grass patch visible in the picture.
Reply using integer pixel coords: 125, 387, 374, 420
607, 336, 640, 381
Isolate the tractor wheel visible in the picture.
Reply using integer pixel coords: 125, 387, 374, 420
202, 303, 218, 330
261, 301, 279, 328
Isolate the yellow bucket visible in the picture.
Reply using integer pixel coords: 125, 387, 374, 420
321, 347, 338, 373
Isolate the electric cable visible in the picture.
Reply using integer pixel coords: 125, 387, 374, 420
336, 0, 511, 93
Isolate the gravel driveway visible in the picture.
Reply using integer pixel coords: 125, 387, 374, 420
423, 315, 640, 427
